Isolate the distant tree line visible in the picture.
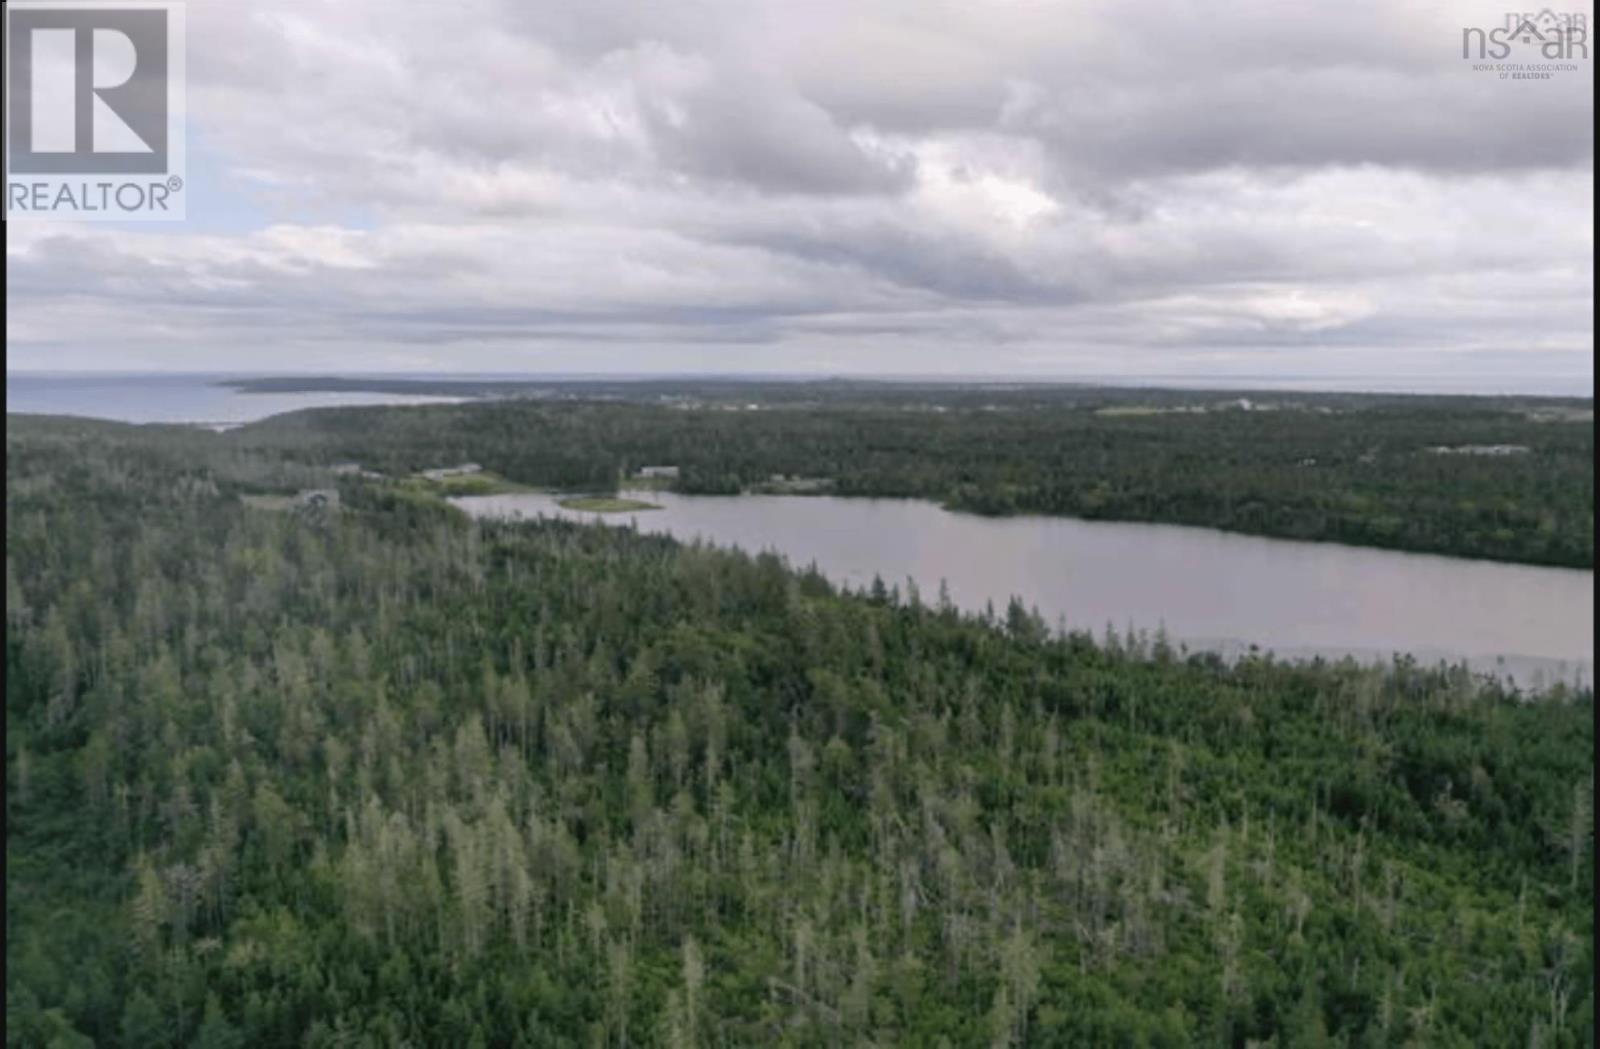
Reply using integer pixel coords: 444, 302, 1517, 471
233, 385, 1596, 566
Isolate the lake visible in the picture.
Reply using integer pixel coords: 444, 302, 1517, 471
6, 373, 466, 425
454, 490, 1595, 689
12, 374, 1591, 687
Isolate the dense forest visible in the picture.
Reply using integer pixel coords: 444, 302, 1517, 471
228, 381, 1595, 567
6, 414, 1593, 1046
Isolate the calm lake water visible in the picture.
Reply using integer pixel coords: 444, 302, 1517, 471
454, 490, 1595, 689
6, 373, 465, 425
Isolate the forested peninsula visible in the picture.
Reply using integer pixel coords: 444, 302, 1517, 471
220, 381, 1596, 567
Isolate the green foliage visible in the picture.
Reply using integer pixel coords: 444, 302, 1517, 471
6, 414, 1594, 1046
233, 383, 1595, 566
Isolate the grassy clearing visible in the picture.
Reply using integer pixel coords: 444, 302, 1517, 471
402, 471, 537, 497
240, 493, 295, 511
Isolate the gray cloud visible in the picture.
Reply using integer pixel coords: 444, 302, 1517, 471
5, 0, 1593, 389
641, 71, 914, 195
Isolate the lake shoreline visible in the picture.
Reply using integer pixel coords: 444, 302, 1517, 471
452, 488, 1594, 690
11, 371, 1593, 569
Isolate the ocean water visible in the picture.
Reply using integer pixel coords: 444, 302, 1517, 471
6, 373, 466, 426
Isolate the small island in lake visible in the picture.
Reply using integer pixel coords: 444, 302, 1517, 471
557, 495, 661, 513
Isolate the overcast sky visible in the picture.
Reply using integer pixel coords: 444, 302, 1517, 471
5, 0, 1594, 390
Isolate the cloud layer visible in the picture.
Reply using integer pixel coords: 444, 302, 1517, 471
6, 0, 1594, 389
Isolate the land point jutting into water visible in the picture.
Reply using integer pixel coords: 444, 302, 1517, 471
209, 375, 1596, 568
556, 495, 665, 513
